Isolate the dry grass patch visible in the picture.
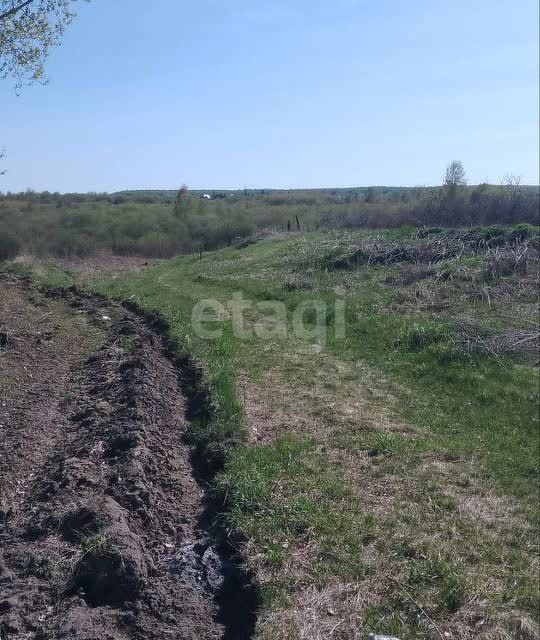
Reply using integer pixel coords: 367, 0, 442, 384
231, 340, 537, 639
238, 351, 411, 444
258, 582, 381, 640
229, 401, 538, 639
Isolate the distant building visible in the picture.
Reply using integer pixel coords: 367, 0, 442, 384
200, 193, 226, 200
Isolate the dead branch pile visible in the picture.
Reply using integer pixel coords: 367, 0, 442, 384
483, 243, 538, 280
330, 239, 470, 269
385, 265, 437, 286
453, 318, 540, 362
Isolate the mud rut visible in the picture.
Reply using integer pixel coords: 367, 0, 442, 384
0, 280, 256, 640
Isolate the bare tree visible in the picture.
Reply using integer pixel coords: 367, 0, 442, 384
444, 160, 467, 199
502, 173, 524, 208
0, 149, 6, 175
0, 0, 89, 86
502, 173, 522, 193
444, 160, 467, 188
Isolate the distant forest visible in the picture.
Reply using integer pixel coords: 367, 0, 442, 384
1, 181, 539, 259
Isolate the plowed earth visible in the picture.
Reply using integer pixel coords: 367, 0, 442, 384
0, 276, 253, 640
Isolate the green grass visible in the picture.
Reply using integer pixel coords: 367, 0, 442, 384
19, 229, 539, 638
89, 232, 538, 501
4, 260, 76, 288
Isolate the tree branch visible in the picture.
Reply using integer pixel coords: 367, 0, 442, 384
0, 0, 35, 22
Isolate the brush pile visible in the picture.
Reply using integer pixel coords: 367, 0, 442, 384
453, 318, 539, 363
322, 232, 538, 275
327, 239, 468, 269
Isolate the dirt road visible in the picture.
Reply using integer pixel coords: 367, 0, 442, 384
0, 276, 255, 640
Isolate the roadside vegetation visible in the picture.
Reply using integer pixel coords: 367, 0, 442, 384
63, 225, 539, 639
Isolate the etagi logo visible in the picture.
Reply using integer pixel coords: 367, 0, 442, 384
191, 290, 346, 350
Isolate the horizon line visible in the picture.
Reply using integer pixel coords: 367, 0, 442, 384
2, 183, 539, 196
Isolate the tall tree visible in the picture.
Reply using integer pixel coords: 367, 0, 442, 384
173, 185, 192, 220
365, 186, 377, 203
443, 160, 467, 200
0, 0, 88, 86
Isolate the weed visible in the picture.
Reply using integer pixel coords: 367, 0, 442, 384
80, 533, 109, 556
60, 389, 76, 407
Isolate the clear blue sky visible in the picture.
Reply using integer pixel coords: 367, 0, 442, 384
1, 0, 538, 192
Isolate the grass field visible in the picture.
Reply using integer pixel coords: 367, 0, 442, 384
17, 227, 539, 639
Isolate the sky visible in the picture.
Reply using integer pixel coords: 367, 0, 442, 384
0, 0, 538, 192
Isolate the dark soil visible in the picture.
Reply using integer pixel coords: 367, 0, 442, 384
0, 276, 256, 639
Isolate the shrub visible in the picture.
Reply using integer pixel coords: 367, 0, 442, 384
483, 246, 531, 280
508, 223, 538, 243
416, 227, 444, 238
482, 225, 507, 245
397, 323, 452, 351
0, 233, 20, 261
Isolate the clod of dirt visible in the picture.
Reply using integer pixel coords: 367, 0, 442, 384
65, 496, 149, 606
0, 501, 13, 522
95, 400, 113, 414
61, 496, 126, 543
57, 604, 126, 640
105, 430, 140, 457
56, 457, 101, 490
61, 508, 101, 543
0, 556, 13, 580
70, 526, 148, 606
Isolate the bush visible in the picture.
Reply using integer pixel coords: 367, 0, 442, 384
508, 223, 538, 243
416, 227, 444, 238
482, 225, 507, 245
398, 324, 452, 351
0, 233, 20, 261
